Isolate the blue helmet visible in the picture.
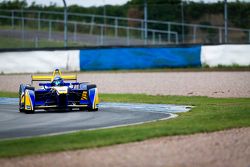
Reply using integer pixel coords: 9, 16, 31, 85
52, 76, 64, 86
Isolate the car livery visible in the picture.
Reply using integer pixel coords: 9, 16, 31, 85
19, 69, 99, 114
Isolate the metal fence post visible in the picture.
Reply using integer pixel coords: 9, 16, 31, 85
181, 1, 184, 43
248, 30, 250, 43
35, 36, 38, 48
168, 23, 171, 43
100, 25, 104, 45
224, 0, 228, 43
192, 26, 197, 43
74, 22, 77, 41
219, 28, 222, 43
158, 34, 161, 44
141, 21, 144, 39
38, 11, 41, 31
152, 30, 155, 45
115, 18, 118, 37
126, 27, 130, 46
11, 10, 14, 29
48, 21, 52, 40
175, 32, 179, 44
96, 33, 99, 46
89, 15, 95, 34
63, 0, 68, 47
21, 16, 24, 41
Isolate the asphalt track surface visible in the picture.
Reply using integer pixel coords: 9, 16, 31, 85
0, 98, 190, 140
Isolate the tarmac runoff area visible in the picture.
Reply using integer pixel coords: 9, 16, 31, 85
0, 98, 191, 140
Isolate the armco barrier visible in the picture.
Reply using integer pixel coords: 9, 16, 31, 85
0, 45, 249, 74
79, 46, 202, 70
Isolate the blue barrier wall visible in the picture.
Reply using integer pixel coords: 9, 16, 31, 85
79, 46, 201, 70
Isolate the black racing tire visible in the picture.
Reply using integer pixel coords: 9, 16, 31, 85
19, 84, 26, 112
79, 107, 85, 112
25, 86, 35, 91
87, 107, 98, 112
24, 110, 34, 114
19, 97, 24, 112
19, 84, 35, 92
87, 84, 97, 90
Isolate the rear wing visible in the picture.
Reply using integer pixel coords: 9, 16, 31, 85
31, 75, 53, 81
31, 75, 77, 81
31, 69, 77, 83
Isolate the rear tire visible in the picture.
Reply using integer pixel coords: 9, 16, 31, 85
87, 84, 97, 90
88, 107, 98, 112
19, 84, 26, 112
24, 110, 34, 114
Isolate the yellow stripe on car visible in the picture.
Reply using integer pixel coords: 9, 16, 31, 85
24, 90, 33, 110
94, 88, 99, 109
21, 94, 24, 103
32, 69, 77, 82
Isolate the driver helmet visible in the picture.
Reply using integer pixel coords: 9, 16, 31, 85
52, 76, 64, 86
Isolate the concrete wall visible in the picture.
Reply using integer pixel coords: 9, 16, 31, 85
0, 50, 80, 73
201, 45, 250, 67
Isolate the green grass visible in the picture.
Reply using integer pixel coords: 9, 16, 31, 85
0, 37, 87, 49
0, 93, 249, 158
0, 36, 62, 48
0, 91, 18, 98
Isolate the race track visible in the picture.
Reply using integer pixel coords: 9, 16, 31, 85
0, 98, 190, 139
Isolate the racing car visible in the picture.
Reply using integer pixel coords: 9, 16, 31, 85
19, 69, 99, 114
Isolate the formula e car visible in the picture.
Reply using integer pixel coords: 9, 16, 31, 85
19, 69, 99, 114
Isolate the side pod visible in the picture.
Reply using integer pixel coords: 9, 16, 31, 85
24, 89, 35, 114
88, 88, 99, 111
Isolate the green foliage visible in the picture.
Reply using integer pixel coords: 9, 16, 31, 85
0, 0, 249, 30
0, 91, 18, 97
0, 93, 249, 157
0, 0, 27, 9
0, 36, 87, 49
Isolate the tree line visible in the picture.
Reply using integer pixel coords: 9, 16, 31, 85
0, 0, 249, 29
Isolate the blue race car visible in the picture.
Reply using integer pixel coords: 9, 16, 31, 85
19, 69, 99, 114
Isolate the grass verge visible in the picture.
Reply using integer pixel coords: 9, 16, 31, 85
0, 91, 18, 98
0, 37, 86, 49
0, 93, 249, 158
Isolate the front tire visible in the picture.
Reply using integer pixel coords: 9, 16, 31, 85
24, 110, 34, 114
88, 108, 98, 112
